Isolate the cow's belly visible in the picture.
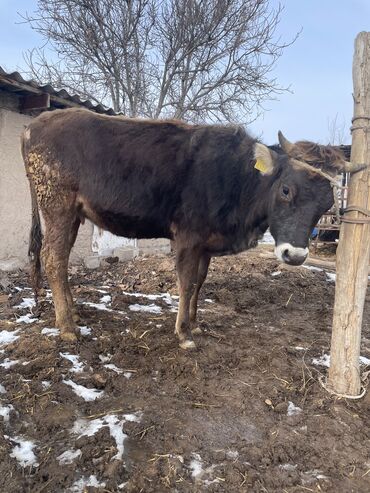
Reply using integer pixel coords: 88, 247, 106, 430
78, 198, 171, 239
99, 210, 171, 239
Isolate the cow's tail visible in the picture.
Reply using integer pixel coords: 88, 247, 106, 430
28, 180, 43, 301
21, 132, 43, 302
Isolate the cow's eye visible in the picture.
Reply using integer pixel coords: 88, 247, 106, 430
281, 184, 291, 200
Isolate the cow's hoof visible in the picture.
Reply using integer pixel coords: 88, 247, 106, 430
60, 331, 78, 342
179, 339, 196, 350
191, 327, 202, 335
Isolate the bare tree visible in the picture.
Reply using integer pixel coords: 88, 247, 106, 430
23, 0, 295, 122
327, 113, 349, 145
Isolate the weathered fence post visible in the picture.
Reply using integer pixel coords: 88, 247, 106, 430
328, 32, 370, 396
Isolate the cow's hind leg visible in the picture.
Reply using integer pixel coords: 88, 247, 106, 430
189, 253, 211, 335
42, 209, 77, 342
175, 243, 201, 350
66, 217, 81, 323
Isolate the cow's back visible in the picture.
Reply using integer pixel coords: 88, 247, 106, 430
23, 109, 253, 239
24, 109, 197, 237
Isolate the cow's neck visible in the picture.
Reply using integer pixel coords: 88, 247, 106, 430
205, 172, 271, 256
234, 176, 271, 252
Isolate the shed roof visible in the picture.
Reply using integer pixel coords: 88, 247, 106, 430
0, 66, 116, 115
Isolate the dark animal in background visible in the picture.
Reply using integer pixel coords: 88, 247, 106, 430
21, 109, 362, 348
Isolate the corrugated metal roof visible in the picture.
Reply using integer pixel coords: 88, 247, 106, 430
0, 66, 116, 115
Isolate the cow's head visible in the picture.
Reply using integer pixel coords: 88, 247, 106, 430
254, 132, 363, 266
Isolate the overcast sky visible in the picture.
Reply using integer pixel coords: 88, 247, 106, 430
1, 0, 369, 144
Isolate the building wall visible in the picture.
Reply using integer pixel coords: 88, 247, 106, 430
0, 109, 33, 270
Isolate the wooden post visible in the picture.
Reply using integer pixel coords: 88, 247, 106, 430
328, 32, 370, 396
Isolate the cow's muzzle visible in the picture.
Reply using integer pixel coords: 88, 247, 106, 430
274, 243, 308, 266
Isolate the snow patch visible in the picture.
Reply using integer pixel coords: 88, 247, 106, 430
271, 270, 282, 277
189, 453, 203, 478
0, 329, 20, 346
124, 372, 132, 379
360, 355, 370, 365
313, 353, 370, 368
302, 265, 336, 283
60, 353, 85, 373
122, 291, 179, 309
72, 417, 105, 437
0, 383, 6, 394
280, 463, 297, 471
41, 381, 51, 390
287, 401, 302, 416
82, 301, 113, 312
99, 354, 112, 363
57, 448, 82, 465
325, 272, 336, 283
302, 469, 328, 484
16, 314, 37, 324
104, 415, 127, 460
5, 435, 38, 467
63, 380, 104, 401
72, 412, 141, 461
81, 301, 126, 316
0, 403, 14, 422
312, 354, 331, 368
123, 413, 142, 422
129, 303, 162, 314
203, 478, 221, 486
0, 358, 19, 369
41, 327, 60, 337
100, 295, 111, 304
14, 297, 35, 310
69, 475, 106, 492
79, 326, 92, 336
302, 265, 323, 273
189, 453, 219, 484
226, 450, 239, 460
104, 364, 123, 374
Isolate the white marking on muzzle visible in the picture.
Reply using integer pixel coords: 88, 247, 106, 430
275, 243, 309, 263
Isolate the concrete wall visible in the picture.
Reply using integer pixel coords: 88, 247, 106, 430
0, 109, 33, 270
137, 238, 171, 255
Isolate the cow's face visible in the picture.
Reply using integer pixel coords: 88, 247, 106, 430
254, 136, 341, 266
268, 163, 333, 265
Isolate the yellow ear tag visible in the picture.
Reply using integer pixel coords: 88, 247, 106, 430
254, 158, 269, 174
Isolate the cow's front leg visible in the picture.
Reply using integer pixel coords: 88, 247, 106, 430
189, 253, 211, 335
175, 245, 201, 349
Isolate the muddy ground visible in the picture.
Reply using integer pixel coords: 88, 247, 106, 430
0, 246, 369, 492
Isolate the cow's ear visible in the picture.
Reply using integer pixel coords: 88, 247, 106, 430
254, 143, 276, 176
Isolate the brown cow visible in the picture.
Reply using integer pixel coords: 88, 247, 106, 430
21, 109, 362, 349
